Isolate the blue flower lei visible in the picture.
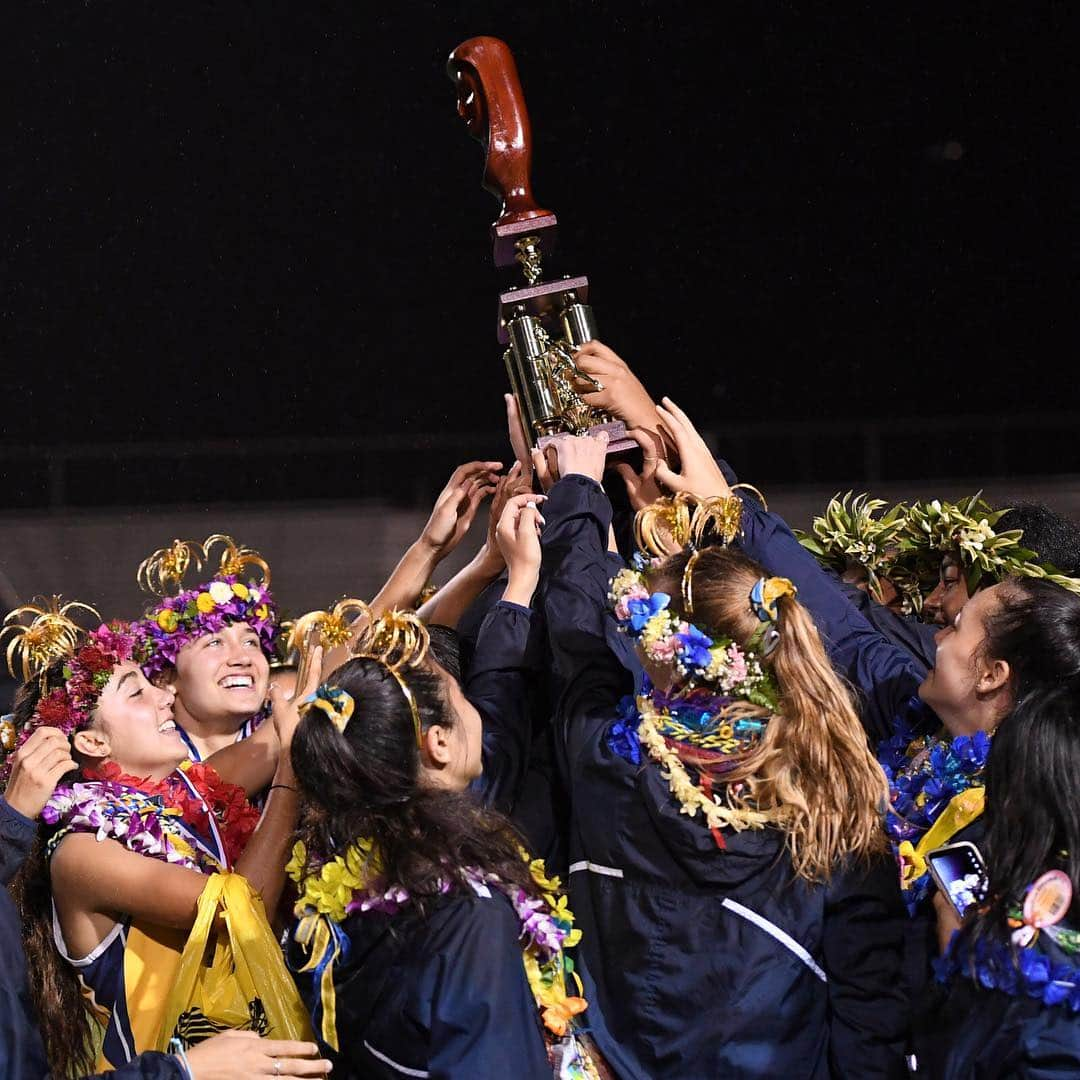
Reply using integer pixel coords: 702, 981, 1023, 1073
877, 697, 991, 913
936, 929, 1080, 1012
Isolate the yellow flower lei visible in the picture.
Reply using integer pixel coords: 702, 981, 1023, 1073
288, 840, 596, 1060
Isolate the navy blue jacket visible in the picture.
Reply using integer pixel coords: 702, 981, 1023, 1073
538, 475, 909, 1079
290, 887, 550, 1080
734, 499, 929, 744
916, 970, 1080, 1078
835, 578, 938, 674
462, 590, 574, 873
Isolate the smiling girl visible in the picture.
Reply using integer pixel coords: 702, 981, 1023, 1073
1, 603, 321, 1077
137, 536, 279, 762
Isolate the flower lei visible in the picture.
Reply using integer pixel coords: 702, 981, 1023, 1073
608, 567, 778, 707
0, 622, 138, 785
609, 689, 780, 846
878, 699, 990, 914
936, 900, 1080, 1012
795, 492, 923, 613
287, 841, 597, 1077
902, 495, 1080, 595
139, 575, 278, 679
608, 567, 782, 847
43, 759, 258, 871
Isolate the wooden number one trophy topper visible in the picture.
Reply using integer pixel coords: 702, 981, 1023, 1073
447, 36, 634, 455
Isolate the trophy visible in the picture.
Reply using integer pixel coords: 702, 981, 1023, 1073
447, 36, 635, 455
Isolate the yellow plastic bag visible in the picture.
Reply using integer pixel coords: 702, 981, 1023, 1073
155, 872, 314, 1050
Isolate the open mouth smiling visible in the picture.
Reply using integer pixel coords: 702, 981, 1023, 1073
219, 675, 255, 691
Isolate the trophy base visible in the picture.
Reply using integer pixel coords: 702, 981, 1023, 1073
537, 419, 636, 458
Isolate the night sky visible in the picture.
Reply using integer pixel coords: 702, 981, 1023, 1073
3, 3, 1074, 504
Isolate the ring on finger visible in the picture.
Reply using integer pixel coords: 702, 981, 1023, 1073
274, 1060, 281, 1075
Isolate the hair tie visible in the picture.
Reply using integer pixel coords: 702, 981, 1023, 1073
301, 685, 355, 734
748, 577, 797, 658
749, 576, 797, 623
681, 550, 704, 616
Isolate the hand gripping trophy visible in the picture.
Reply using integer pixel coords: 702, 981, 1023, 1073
447, 36, 634, 456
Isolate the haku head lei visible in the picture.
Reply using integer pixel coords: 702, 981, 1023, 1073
300, 607, 430, 748
0, 599, 138, 784
609, 565, 780, 709
137, 534, 279, 677
796, 492, 924, 612
902, 495, 1080, 596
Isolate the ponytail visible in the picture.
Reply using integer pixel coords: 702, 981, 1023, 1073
649, 546, 888, 882
755, 595, 888, 879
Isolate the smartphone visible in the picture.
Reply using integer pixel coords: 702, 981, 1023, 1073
927, 841, 989, 917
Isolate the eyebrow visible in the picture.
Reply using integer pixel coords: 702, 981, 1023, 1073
115, 670, 138, 691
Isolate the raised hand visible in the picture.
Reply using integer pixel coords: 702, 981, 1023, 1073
496, 491, 548, 605
484, 461, 535, 569
419, 460, 503, 559
3, 726, 78, 820
612, 427, 666, 511
504, 393, 535, 476
653, 397, 731, 500
571, 341, 658, 432
549, 430, 609, 485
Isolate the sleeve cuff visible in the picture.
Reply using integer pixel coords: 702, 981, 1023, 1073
0, 797, 37, 834
495, 600, 534, 616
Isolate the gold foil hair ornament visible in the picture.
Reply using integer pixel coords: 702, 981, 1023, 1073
1, 596, 101, 684
731, 483, 768, 512
352, 610, 431, 749
137, 539, 205, 596
681, 550, 704, 617
634, 494, 697, 558
690, 495, 743, 548
289, 600, 371, 691
202, 534, 272, 588
290, 599, 371, 654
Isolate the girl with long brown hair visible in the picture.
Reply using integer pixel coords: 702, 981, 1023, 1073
1, 604, 324, 1078
533, 432, 907, 1079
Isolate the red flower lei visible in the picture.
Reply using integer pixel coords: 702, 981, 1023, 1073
86, 760, 260, 866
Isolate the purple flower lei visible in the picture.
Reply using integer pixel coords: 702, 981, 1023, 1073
138, 574, 279, 678
43, 779, 220, 873
304, 859, 571, 963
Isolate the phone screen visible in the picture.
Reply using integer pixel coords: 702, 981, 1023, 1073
927, 843, 989, 917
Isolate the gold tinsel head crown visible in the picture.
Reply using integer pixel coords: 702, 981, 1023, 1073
354, 609, 431, 674
634, 493, 744, 559
1, 596, 101, 686
203, 534, 272, 588
138, 534, 271, 597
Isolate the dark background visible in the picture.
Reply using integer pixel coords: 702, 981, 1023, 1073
2, 2, 1075, 508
